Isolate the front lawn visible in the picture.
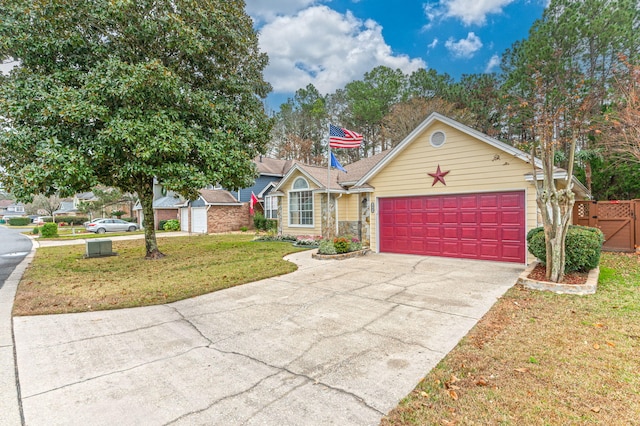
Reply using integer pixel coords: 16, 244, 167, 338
382, 252, 640, 425
13, 234, 306, 316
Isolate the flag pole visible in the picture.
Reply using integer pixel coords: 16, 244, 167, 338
327, 124, 331, 239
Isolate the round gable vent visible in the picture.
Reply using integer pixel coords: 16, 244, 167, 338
430, 131, 446, 147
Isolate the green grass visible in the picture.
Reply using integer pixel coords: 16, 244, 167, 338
382, 252, 640, 425
13, 234, 307, 316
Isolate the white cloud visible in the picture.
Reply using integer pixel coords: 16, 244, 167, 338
245, 0, 320, 23
428, 38, 439, 49
445, 32, 483, 58
258, 6, 426, 94
484, 54, 500, 72
424, 0, 515, 26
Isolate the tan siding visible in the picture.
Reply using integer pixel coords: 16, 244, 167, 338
337, 194, 359, 222
280, 170, 323, 236
369, 122, 539, 262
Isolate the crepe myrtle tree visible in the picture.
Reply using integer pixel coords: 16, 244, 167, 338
0, 0, 272, 258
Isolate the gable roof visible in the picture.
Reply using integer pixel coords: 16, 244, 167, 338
340, 150, 392, 186
254, 156, 294, 177
354, 112, 589, 197
198, 189, 241, 205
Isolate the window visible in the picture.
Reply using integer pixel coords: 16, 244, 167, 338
289, 177, 313, 226
264, 195, 278, 219
430, 130, 446, 147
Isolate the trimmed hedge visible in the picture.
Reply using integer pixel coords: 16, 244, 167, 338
54, 216, 89, 225
527, 225, 604, 272
8, 217, 31, 226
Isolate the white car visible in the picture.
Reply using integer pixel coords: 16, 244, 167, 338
85, 218, 138, 234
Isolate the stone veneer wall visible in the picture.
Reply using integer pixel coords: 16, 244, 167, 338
338, 221, 360, 239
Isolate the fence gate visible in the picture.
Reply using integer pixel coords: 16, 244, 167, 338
573, 200, 639, 252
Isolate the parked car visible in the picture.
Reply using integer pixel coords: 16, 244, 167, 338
85, 218, 138, 233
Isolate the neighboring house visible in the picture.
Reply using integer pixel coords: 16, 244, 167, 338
152, 156, 294, 233
181, 189, 246, 234
0, 200, 25, 218
134, 180, 185, 230
228, 156, 294, 219
272, 113, 590, 264
54, 199, 78, 216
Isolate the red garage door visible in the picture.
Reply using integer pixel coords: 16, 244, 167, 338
379, 192, 525, 263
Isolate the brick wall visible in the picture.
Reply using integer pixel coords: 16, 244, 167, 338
155, 209, 179, 230
207, 204, 252, 233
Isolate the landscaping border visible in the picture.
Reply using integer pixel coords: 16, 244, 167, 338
312, 249, 370, 260
516, 261, 599, 295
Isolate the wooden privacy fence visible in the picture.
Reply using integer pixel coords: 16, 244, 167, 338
573, 200, 640, 252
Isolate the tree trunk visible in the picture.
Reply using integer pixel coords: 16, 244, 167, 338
139, 179, 165, 260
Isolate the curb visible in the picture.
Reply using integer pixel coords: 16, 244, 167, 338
0, 246, 35, 426
516, 261, 599, 295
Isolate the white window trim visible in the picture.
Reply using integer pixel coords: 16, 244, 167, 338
264, 195, 278, 219
288, 177, 314, 228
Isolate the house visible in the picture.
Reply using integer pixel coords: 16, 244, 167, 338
0, 200, 25, 219
174, 156, 293, 233
134, 181, 185, 230
272, 113, 590, 264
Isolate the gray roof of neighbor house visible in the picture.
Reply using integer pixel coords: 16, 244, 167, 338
54, 200, 76, 214
153, 195, 184, 208
254, 156, 294, 177
0, 199, 13, 208
198, 189, 240, 204
75, 192, 97, 201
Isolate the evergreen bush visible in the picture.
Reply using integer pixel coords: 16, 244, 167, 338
526, 225, 604, 272
40, 222, 59, 238
8, 217, 30, 226
163, 219, 180, 231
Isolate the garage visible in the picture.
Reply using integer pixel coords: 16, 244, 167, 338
191, 207, 207, 234
180, 208, 189, 232
379, 191, 526, 263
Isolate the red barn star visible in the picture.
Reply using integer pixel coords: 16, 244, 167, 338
428, 165, 450, 186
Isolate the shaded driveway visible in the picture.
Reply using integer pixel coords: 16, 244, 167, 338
14, 251, 523, 425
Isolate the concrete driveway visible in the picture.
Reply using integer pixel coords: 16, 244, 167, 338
13, 251, 523, 425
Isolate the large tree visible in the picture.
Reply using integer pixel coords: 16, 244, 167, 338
0, 0, 272, 258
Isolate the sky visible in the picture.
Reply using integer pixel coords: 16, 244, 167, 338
245, 0, 548, 110
1, 0, 548, 110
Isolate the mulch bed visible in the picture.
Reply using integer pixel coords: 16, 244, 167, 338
528, 263, 589, 285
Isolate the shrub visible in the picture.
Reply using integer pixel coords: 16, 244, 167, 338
318, 239, 337, 255
527, 225, 604, 272
163, 219, 180, 231
111, 210, 125, 218
122, 217, 137, 223
240, 226, 248, 232
333, 237, 350, 254
32, 226, 40, 235
158, 220, 168, 230
253, 212, 267, 231
8, 217, 31, 226
40, 222, 59, 238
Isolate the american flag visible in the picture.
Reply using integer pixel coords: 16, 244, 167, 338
329, 124, 363, 149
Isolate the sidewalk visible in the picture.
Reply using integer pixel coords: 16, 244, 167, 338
0, 251, 33, 426
0, 230, 190, 426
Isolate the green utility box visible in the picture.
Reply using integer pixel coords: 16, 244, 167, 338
85, 239, 116, 258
